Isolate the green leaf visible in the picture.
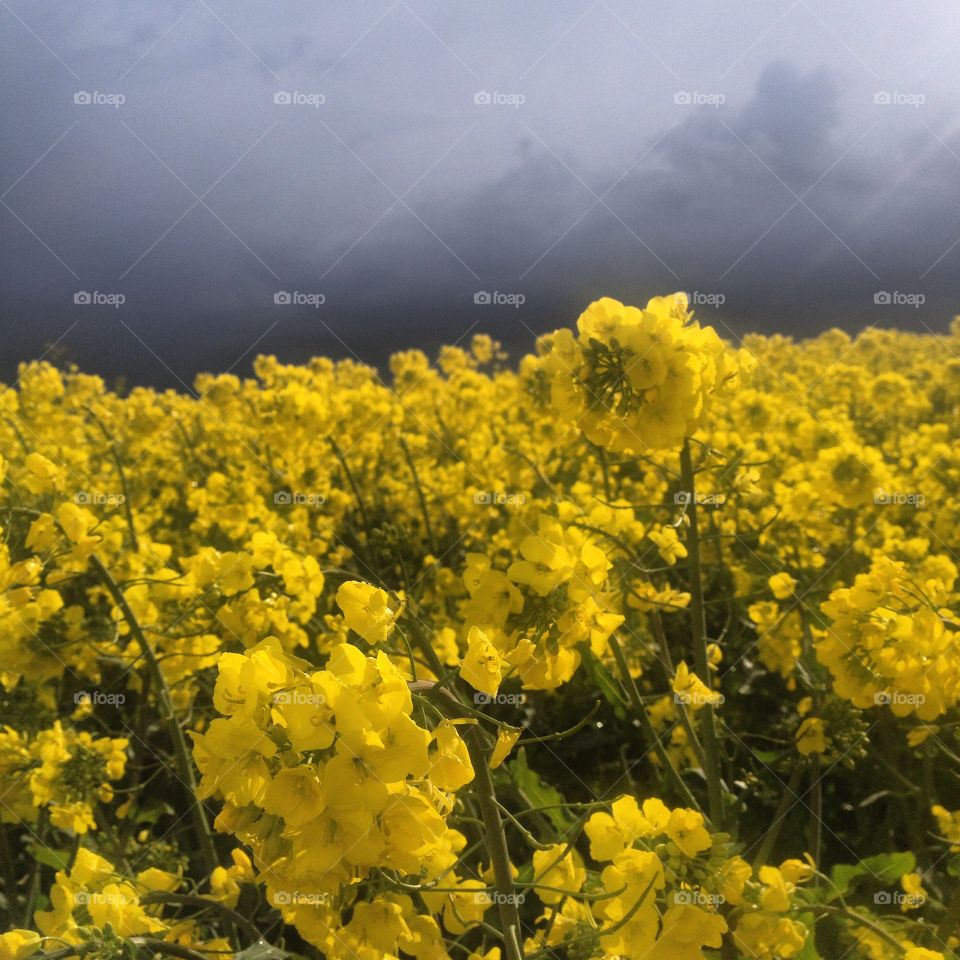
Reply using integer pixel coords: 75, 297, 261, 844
27, 844, 72, 871
506, 747, 573, 836
235, 941, 292, 960
829, 851, 916, 898
580, 645, 627, 719
135, 802, 175, 824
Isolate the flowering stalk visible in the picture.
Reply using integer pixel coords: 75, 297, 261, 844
465, 726, 526, 960
82, 406, 139, 552
411, 681, 524, 960
650, 610, 708, 770
680, 439, 725, 828
607, 634, 705, 818
800, 612, 823, 871
89, 555, 218, 879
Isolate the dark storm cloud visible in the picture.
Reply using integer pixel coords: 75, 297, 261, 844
3, 1, 960, 387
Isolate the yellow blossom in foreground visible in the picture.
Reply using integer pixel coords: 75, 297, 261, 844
459, 626, 505, 697
336, 580, 400, 643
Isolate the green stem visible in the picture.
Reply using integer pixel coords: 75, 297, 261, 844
411, 682, 524, 960
680, 438, 724, 827
399, 437, 438, 555
83, 406, 139, 552
799, 612, 823, 874
607, 634, 706, 819
495, 800, 554, 850
21, 814, 46, 927
139, 891, 261, 943
937, 884, 960, 944
464, 726, 525, 960
328, 436, 371, 533
801, 903, 905, 954
751, 763, 805, 871
650, 611, 708, 770
89, 555, 218, 879
0, 824, 18, 913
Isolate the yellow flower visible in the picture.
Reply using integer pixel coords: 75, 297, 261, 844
489, 727, 522, 769
672, 661, 722, 712
795, 717, 826, 756
717, 856, 752, 905
0, 931, 41, 960
733, 912, 807, 959
900, 871, 926, 911
459, 626, 505, 697
778, 856, 815, 885
532, 844, 586, 904
649, 904, 726, 958
908, 725, 937, 747
136, 867, 180, 894
932, 804, 960, 851
649, 527, 688, 566
768, 572, 797, 599
429, 721, 475, 791
758, 866, 793, 912
23, 452, 63, 493
666, 807, 712, 858
336, 580, 399, 643
541, 295, 748, 453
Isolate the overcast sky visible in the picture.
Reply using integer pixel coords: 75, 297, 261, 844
3, 0, 960, 387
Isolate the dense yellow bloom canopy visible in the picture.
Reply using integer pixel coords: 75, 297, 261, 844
1, 312, 959, 960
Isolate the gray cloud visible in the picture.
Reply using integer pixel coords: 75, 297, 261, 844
3, 1, 960, 385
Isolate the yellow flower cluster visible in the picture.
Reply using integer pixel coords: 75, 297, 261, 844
817, 556, 960, 719
0, 722, 127, 834
35, 849, 172, 942
540, 294, 752, 451
458, 514, 624, 692
577, 795, 814, 959
192, 636, 469, 947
